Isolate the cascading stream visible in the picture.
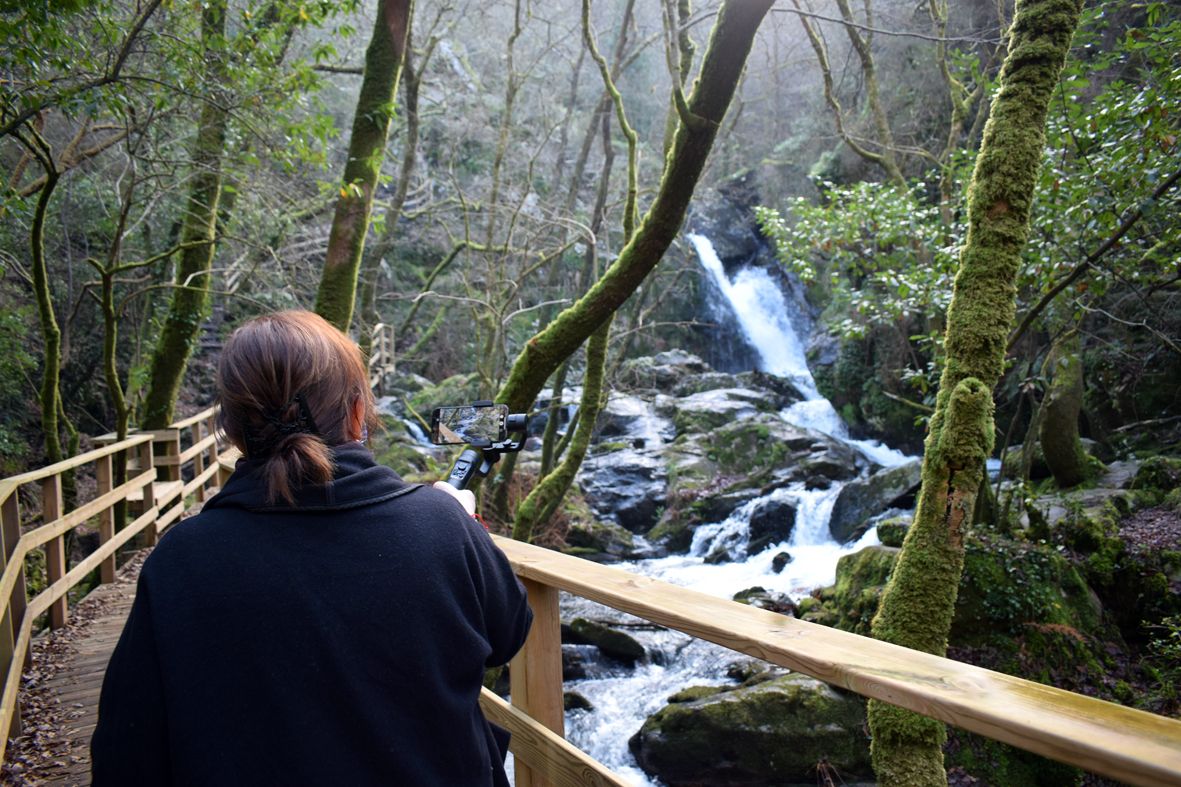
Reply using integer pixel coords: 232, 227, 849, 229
558, 234, 912, 783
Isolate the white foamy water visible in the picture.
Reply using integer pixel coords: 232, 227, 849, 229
560, 234, 913, 782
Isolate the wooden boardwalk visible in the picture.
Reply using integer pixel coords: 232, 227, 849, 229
3, 553, 143, 786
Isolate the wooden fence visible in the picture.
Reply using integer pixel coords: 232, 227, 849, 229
2, 419, 1179, 785
485, 536, 1181, 787
0, 406, 227, 763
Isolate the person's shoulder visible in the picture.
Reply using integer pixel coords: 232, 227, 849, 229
141, 507, 232, 574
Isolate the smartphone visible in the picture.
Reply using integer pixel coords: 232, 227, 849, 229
430, 403, 508, 446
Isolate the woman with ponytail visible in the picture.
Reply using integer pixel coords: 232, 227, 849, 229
92, 311, 531, 786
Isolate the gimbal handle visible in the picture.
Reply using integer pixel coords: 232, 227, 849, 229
445, 447, 496, 490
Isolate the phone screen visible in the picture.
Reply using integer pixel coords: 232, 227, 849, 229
430, 404, 507, 446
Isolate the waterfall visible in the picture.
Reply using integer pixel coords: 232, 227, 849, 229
560, 234, 911, 782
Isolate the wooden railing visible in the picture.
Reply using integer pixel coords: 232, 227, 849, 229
4, 424, 1180, 785
368, 322, 396, 391
0, 406, 228, 763
485, 536, 1181, 787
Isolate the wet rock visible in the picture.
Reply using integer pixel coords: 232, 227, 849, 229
650, 415, 859, 552
563, 518, 640, 562
579, 449, 667, 533
771, 552, 793, 573
672, 387, 779, 435
564, 692, 593, 711
735, 369, 807, 407
828, 459, 922, 543
565, 618, 647, 665
596, 392, 674, 447
733, 586, 797, 616
746, 496, 798, 555
628, 673, 870, 786
617, 350, 710, 393
672, 371, 741, 397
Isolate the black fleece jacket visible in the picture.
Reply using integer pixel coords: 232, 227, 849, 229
91, 442, 532, 786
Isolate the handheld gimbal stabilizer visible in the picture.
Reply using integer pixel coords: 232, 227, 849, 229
429, 401, 529, 490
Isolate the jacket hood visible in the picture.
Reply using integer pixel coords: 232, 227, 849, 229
205, 441, 419, 512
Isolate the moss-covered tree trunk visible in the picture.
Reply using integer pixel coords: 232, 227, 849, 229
30, 166, 66, 463
1039, 331, 1092, 488
496, 0, 774, 415
512, 321, 610, 541
866, 1, 1083, 784
314, 0, 412, 331
357, 25, 431, 359
139, 0, 229, 429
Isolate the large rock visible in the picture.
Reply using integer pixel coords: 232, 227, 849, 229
746, 496, 798, 555
671, 387, 779, 435
617, 350, 710, 393
595, 392, 674, 449
579, 449, 667, 533
564, 618, 646, 665
628, 673, 870, 786
650, 415, 862, 552
828, 459, 922, 543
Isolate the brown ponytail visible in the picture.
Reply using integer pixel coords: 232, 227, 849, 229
216, 311, 378, 504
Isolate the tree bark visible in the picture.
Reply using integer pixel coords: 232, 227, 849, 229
314, 0, 412, 331
139, 0, 229, 429
30, 165, 65, 464
1039, 331, 1092, 488
866, 1, 1084, 784
496, 0, 774, 414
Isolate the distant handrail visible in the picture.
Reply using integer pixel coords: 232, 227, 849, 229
0, 406, 228, 764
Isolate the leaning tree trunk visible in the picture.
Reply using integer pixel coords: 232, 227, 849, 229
139, 0, 229, 429
865, 1, 1084, 785
314, 0, 412, 332
496, 0, 774, 415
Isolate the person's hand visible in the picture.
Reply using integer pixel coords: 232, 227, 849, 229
433, 481, 476, 516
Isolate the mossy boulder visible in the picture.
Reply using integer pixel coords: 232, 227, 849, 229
407, 372, 482, 415
564, 618, 646, 665
371, 415, 443, 482
671, 387, 779, 435
617, 350, 709, 393
799, 545, 899, 634
628, 673, 871, 786
876, 515, 911, 547
672, 371, 741, 397
1130, 455, 1181, 500
562, 517, 638, 561
953, 535, 1103, 642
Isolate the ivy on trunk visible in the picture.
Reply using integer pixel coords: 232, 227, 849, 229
866, 0, 1085, 784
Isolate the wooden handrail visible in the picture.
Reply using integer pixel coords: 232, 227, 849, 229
492, 535, 1181, 787
7, 421, 1180, 785
0, 407, 228, 765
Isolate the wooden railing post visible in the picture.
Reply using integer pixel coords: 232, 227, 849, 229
155, 429, 182, 484
192, 420, 208, 503
42, 475, 67, 630
138, 439, 158, 546
0, 490, 25, 739
510, 578, 564, 787
96, 453, 116, 584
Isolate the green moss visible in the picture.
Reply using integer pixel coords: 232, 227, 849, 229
631, 673, 870, 784
946, 730, 1082, 786
953, 535, 1100, 640
668, 685, 726, 703
877, 516, 910, 547
407, 373, 482, 416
